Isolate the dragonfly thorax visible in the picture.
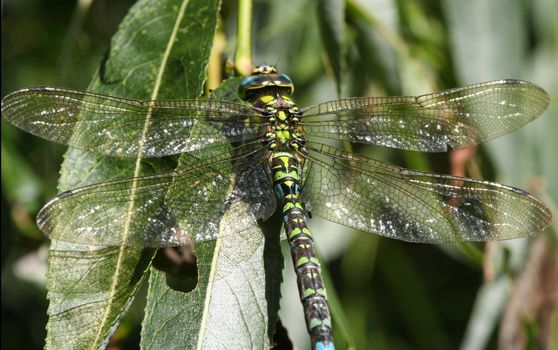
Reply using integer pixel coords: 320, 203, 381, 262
239, 65, 307, 155
260, 93, 307, 155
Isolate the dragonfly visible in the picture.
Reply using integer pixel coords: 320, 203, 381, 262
1, 65, 552, 350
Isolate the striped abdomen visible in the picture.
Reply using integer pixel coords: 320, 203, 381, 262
271, 152, 335, 350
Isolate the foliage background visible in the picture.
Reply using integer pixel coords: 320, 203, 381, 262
1, 0, 556, 349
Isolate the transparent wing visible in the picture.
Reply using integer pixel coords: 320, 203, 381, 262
1, 86, 266, 157
301, 143, 551, 243
302, 80, 549, 152
36, 142, 276, 247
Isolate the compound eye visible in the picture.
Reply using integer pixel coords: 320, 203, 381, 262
239, 76, 262, 90
277, 74, 294, 94
278, 74, 293, 85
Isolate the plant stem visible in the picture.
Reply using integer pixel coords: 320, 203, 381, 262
235, 0, 253, 76
207, 24, 226, 94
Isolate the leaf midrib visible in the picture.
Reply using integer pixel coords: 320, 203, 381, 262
91, 0, 191, 347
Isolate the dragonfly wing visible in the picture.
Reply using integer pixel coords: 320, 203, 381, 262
1, 86, 266, 157
165, 143, 276, 242
300, 143, 551, 243
302, 80, 549, 152
37, 144, 275, 247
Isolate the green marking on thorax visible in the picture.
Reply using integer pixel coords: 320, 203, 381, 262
273, 151, 294, 159
276, 130, 291, 142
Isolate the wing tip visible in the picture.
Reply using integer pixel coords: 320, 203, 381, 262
500, 79, 550, 108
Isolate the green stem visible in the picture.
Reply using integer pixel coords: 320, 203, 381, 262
235, 0, 253, 76
207, 24, 226, 94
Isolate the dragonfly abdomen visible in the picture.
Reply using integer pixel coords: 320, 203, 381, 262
271, 152, 335, 350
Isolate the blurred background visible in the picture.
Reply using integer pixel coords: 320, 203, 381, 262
2, 0, 556, 349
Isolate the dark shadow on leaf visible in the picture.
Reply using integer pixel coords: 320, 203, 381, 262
271, 319, 294, 350
260, 211, 285, 343
152, 246, 198, 293
98, 45, 122, 85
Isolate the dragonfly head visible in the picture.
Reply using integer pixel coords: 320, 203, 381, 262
239, 64, 294, 102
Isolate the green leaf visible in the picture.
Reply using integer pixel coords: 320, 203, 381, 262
46, 243, 155, 349
46, 0, 222, 348
142, 203, 284, 349
317, 0, 346, 95
141, 77, 284, 348
460, 277, 511, 350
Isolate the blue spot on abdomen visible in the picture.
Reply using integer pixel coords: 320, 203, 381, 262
315, 341, 335, 350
